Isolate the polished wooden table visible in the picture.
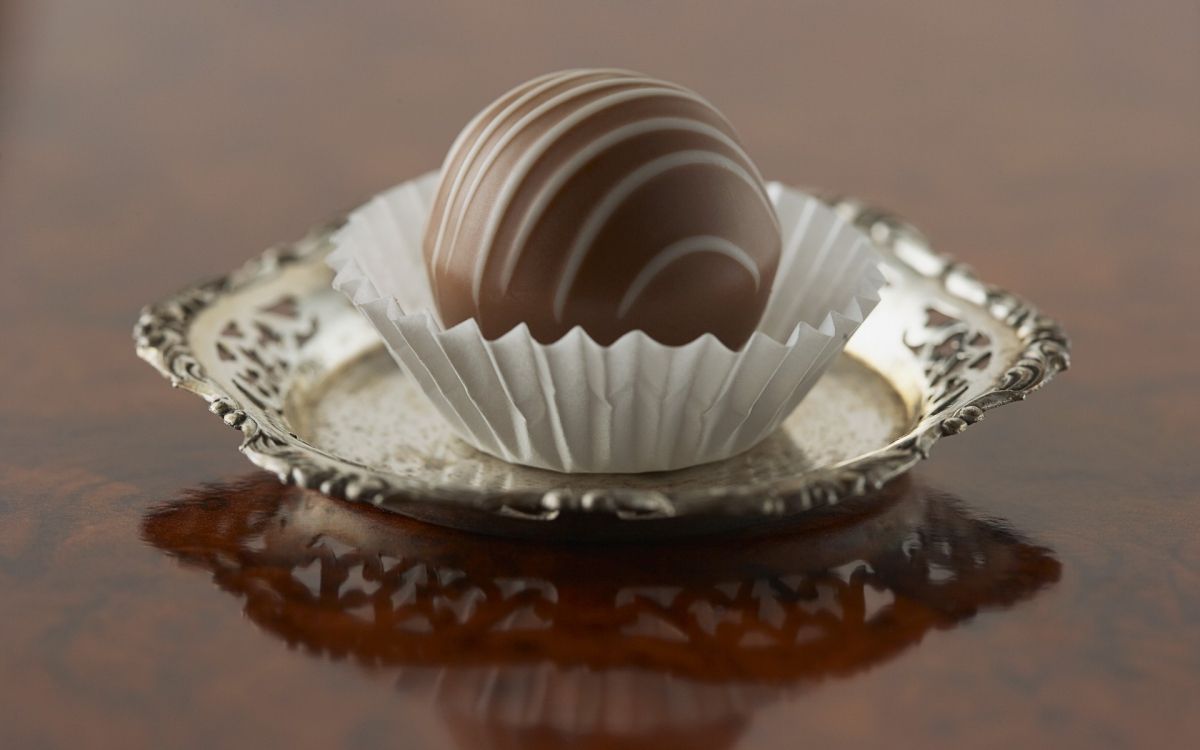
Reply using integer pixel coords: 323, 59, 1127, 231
2, 2, 1198, 748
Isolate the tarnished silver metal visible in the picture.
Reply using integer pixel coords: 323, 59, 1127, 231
134, 198, 1069, 537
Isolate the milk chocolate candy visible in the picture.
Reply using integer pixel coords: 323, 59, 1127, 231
424, 69, 781, 348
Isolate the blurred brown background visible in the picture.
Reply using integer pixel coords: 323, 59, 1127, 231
1, 1, 1198, 748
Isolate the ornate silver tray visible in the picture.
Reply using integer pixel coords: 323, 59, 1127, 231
134, 198, 1069, 538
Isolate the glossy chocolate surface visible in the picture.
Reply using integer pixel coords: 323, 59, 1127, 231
424, 69, 780, 347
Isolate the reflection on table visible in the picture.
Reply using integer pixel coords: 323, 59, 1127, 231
142, 474, 1059, 750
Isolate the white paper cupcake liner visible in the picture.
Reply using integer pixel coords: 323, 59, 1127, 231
327, 171, 885, 473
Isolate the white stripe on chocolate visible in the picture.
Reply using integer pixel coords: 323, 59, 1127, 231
438, 70, 560, 179
426, 73, 564, 310
472, 95, 751, 302
440, 68, 641, 174
440, 75, 685, 278
428, 69, 589, 273
553, 149, 773, 321
617, 236, 760, 318
494, 117, 765, 295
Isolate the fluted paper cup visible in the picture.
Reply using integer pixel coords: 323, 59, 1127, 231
328, 171, 884, 473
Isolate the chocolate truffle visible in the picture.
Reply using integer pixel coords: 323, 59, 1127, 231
423, 69, 781, 348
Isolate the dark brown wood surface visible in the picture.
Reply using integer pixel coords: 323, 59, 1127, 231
2, 1, 1198, 748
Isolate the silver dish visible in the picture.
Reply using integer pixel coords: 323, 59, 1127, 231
134, 197, 1069, 538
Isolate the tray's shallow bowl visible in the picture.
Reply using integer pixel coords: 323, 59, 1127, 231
135, 195, 1069, 539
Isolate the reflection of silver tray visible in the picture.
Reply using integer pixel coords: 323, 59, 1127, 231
141, 474, 1059, 743
134, 197, 1069, 537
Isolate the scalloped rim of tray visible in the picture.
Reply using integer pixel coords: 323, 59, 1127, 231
134, 195, 1069, 528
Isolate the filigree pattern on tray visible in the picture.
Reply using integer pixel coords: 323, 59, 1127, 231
134, 200, 1069, 527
